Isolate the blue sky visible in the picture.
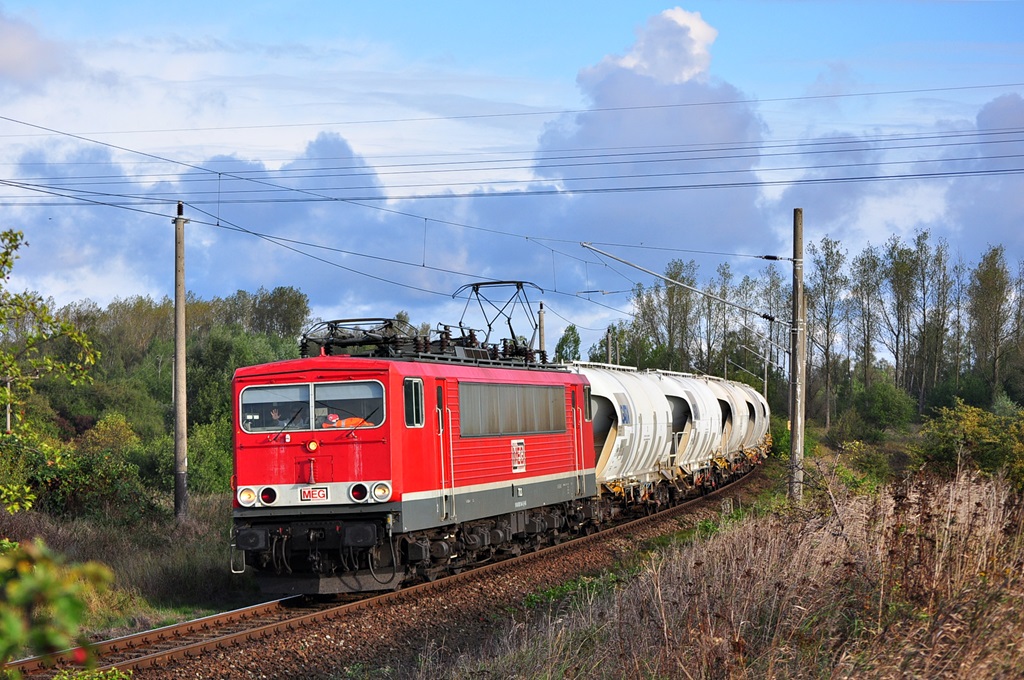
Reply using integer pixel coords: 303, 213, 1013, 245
1, 1, 1022, 352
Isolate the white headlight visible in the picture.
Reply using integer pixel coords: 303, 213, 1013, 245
237, 487, 257, 507
372, 482, 392, 502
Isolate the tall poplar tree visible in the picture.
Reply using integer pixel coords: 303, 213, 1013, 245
807, 236, 848, 428
968, 245, 1016, 401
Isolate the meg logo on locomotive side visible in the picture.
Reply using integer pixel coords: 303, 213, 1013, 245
511, 439, 526, 473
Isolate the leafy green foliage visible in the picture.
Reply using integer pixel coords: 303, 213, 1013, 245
855, 380, 916, 434
0, 230, 98, 427
186, 418, 233, 494
991, 389, 1021, 417
920, 398, 1024, 490
187, 325, 297, 426
24, 416, 153, 521
0, 539, 112, 667
0, 433, 37, 513
52, 670, 133, 680
553, 324, 581, 363
770, 415, 818, 459
0, 483, 35, 514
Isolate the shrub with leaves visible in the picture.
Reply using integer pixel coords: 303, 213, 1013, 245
0, 433, 37, 514
186, 417, 233, 494
921, 398, 1024, 490
27, 414, 153, 521
0, 539, 112, 667
53, 670, 132, 680
855, 380, 916, 433
770, 414, 818, 459
0, 230, 98, 429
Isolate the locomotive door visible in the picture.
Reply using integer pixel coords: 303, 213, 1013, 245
436, 380, 456, 520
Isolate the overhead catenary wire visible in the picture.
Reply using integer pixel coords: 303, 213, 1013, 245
6, 127, 1022, 189
2, 80, 1021, 140
2, 80, 1022, 339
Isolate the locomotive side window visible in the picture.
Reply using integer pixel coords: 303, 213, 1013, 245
313, 381, 384, 428
404, 378, 424, 427
239, 384, 311, 432
459, 383, 566, 437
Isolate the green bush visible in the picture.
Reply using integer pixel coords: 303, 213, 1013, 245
855, 380, 915, 432
128, 433, 174, 491
187, 418, 233, 494
128, 419, 232, 494
837, 440, 894, 491
826, 408, 877, 445
770, 415, 817, 459
991, 389, 1021, 418
0, 539, 112, 666
0, 433, 37, 513
920, 398, 1024, 489
53, 670, 132, 680
26, 415, 155, 522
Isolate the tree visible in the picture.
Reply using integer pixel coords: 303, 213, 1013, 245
968, 245, 1016, 400
0, 231, 97, 431
807, 236, 848, 428
251, 286, 310, 339
758, 262, 790, 384
849, 244, 882, 389
924, 237, 954, 406
630, 259, 700, 371
587, 321, 632, 365
879, 235, 916, 390
855, 380, 916, 433
554, 324, 581, 363
187, 325, 297, 425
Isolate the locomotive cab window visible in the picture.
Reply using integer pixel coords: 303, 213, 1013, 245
240, 385, 311, 432
313, 381, 384, 429
404, 378, 425, 427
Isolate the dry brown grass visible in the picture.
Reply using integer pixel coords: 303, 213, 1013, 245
412, 470, 1024, 679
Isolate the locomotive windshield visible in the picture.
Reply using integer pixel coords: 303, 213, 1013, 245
240, 384, 311, 432
239, 381, 384, 433
312, 381, 384, 428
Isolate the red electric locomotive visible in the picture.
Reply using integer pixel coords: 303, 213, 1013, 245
230, 290, 598, 594
229, 283, 771, 594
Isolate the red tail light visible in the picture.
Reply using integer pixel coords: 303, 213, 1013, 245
349, 483, 368, 502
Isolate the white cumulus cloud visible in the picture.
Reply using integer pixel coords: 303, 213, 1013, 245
585, 8, 717, 86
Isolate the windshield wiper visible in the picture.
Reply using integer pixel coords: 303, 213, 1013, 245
271, 410, 302, 442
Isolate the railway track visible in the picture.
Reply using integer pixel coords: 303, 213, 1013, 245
6, 469, 760, 678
